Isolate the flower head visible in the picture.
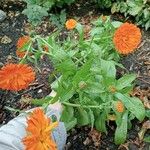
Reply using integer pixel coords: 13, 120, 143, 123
17, 36, 31, 49
113, 23, 141, 54
22, 108, 58, 150
65, 19, 77, 30
0, 64, 35, 91
42, 45, 49, 52
16, 49, 26, 58
16, 36, 31, 58
115, 101, 124, 113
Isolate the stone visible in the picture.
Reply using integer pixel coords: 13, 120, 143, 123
0, 10, 6, 22
1, 35, 12, 44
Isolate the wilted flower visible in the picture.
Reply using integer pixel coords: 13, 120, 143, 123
113, 23, 141, 54
0, 64, 35, 91
115, 101, 124, 113
109, 85, 117, 93
22, 108, 58, 150
65, 19, 77, 30
101, 15, 107, 22
42, 45, 49, 52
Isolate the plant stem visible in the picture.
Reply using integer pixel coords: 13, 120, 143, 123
62, 101, 111, 109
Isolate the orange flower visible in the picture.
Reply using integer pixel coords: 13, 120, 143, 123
16, 49, 26, 58
22, 108, 58, 150
42, 45, 49, 52
65, 19, 77, 30
115, 101, 124, 113
113, 23, 141, 54
17, 36, 31, 49
0, 64, 35, 91
16, 36, 31, 58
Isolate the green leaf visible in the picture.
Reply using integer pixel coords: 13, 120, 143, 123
56, 59, 76, 75
101, 59, 116, 78
32, 97, 51, 106
115, 93, 145, 121
144, 136, 150, 143
111, 21, 123, 28
72, 59, 93, 87
95, 111, 107, 133
61, 106, 74, 122
116, 74, 136, 90
76, 107, 89, 126
65, 117, 77, 131
115, 111, 128, 144
88, 108, 95, 128
146, 110, 150, 118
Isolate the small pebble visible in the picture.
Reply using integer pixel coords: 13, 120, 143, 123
0, 10, 6, 22
1, 35, 12, 44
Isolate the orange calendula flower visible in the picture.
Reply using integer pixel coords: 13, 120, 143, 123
16, 49, 26, 58
65, 19, 77, 30
113, 23, 141, 54
16, 36, 31, 58
0, 64, 35, 91
22, 108, 58, 150
17, 36, 31, 49
115, 101, 124, 113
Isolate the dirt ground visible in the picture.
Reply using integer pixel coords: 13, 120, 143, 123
0, 0, 150, 150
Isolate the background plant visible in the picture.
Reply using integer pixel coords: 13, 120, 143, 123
94, 0, 150, 30
22, 0, 75, 25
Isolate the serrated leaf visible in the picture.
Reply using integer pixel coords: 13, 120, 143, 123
115, 93, 145, 121
115, 111, 128, 144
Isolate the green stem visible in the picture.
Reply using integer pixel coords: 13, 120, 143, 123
62, 101, 111, 109
19, 43, 32, 64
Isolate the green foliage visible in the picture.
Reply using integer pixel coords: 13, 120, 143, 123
94, 0, 150, 30
22, 0, 75, 25
20, 16, 146, 145
50, 10, 66, 29
111, 0, 150, 30
23, 5, 48, 26
94, 0, 114, 9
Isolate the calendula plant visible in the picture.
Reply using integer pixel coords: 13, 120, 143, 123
16, 16, 146, 145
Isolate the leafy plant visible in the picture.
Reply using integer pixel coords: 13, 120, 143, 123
22, 0, 75, 25
20, 17, 146, 145
94, 0, 150, 29
50, 10, 67, 29
111, 0, 150, 30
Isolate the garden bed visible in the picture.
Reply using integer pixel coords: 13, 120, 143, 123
0, 0, 150, 150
